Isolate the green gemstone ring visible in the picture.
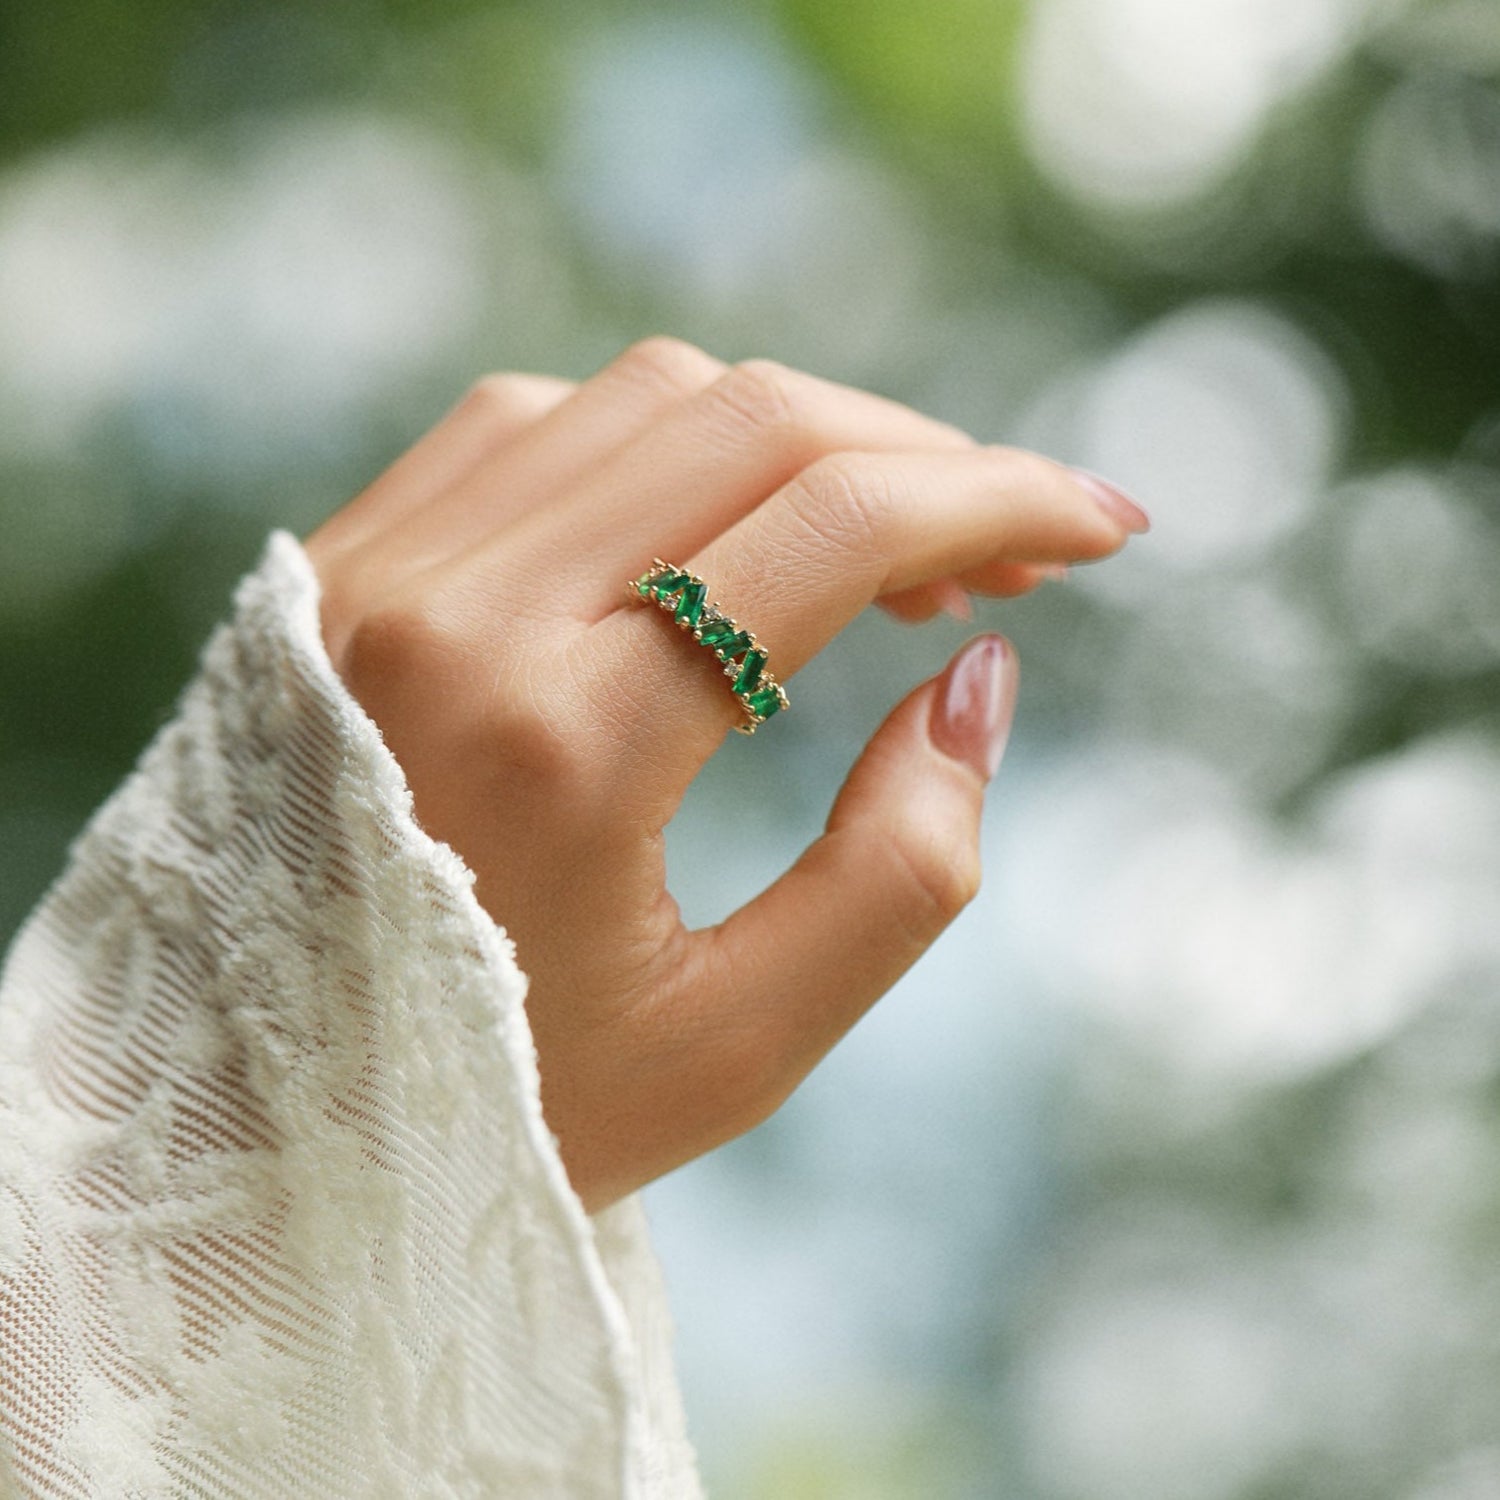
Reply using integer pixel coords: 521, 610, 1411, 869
628, 559, 789, 735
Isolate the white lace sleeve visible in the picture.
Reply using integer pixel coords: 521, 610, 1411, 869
0, 532, 702, 1499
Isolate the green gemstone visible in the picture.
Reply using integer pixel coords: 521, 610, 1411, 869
674, 581, 707, 626
698, 618, 745, 652
634, 574, 655, 597
734, 649, 767, 695
746, 684, 783, 720
650, 570, 689, 600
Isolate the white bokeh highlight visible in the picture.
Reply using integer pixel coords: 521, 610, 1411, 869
1006, 732, 1500, 1083
1021, 300, 1345, 596
1021, 0, 1389, 208
0, 112, 490, 469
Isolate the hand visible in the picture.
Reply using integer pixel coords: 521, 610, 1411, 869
303, 339, 1147, 1212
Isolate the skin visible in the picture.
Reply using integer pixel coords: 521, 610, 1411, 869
302, 338, 1143, 1212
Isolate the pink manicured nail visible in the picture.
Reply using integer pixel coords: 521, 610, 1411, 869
929, 633, 1019, 781
1068, 467, 1151, 533
930, 577, 973, 622
1038, 563, 1070, 582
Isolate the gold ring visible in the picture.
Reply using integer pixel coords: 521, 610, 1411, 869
628, 559, 789, 735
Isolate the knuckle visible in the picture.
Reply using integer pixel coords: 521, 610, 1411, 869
480, 660, 601, 803
612, 335, 723, 394
887, 815, 981, 936
341, 609, 599, 809
713, 357, 812, 437
789, 451, 898, 554
483, 698, 577, 791
343, 598, 456, 685
466, 371, 528, 410
463, 371, 565, 422
339, 597, 473, 726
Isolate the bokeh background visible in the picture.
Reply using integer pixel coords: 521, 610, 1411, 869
4, 0, 1500, 1494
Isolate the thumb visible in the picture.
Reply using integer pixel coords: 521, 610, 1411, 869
703, 633, 1019, 1099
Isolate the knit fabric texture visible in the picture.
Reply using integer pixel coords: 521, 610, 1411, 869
0, 532, 701, 1498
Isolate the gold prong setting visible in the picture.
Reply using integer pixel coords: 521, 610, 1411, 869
628, 559, 788, 734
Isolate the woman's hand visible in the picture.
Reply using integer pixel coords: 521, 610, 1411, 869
302, 339, 1147, 1212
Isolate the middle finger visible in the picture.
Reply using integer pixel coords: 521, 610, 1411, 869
474, 359, 978, 622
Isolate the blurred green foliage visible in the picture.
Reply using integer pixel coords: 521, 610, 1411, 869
779, 0, 1027, 150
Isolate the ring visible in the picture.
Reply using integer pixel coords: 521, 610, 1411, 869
628, 559, 789, 735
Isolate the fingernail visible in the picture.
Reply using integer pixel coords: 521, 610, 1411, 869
1068, 467, 1151, 534
1038, 563, 1070, 582
930, 577, 973, 622
929, 633, 1019, 782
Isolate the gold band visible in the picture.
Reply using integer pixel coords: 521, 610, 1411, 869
628, 559, 789, 735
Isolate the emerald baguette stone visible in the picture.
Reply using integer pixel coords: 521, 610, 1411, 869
733, 649, 767, 695
699, 619, 752, 657
650, 570, 690, 600
721, 633, 754, 660
674, 580, 707, 626
745, 684, 783, 719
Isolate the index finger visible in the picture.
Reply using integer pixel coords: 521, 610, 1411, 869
585, 444, 1140, 781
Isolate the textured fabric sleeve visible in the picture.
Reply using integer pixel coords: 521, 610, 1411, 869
0, 532, 702, 1500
